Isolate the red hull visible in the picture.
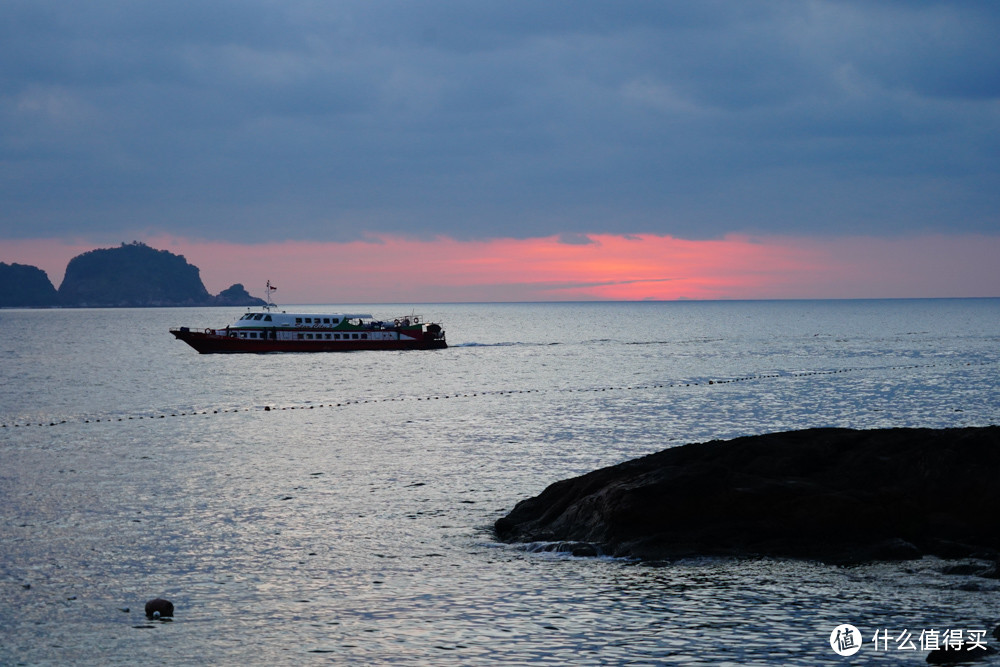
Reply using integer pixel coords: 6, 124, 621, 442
171, 329, 447, 353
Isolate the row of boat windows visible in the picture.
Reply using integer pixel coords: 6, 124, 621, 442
298, 332, 366, 340
236, 331, 368, 340
238, 314, 343, 324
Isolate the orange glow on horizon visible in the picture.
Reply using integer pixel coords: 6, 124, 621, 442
149, 233, 832, 302
2, 232, 998, 303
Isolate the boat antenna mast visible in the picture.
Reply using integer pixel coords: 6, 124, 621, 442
265, 280, 277, 311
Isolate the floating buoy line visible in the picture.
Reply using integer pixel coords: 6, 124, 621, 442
1, 359, 994, 430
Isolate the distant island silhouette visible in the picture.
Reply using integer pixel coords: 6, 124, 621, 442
0, 241, 266, 308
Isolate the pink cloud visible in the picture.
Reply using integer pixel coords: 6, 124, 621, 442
2, 233, 997, 303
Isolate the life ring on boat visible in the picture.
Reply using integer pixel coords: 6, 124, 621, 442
204, 328, 213, 335
413, 316, 419, 324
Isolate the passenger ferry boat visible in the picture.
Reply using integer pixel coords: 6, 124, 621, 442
170, 283, 446, 353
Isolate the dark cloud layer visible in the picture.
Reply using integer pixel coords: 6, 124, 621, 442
2, 1, 998, 243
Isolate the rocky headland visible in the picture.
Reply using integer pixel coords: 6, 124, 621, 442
0, 262, 60, 307
1, 242, 266, 308
495, 426, 1000, 564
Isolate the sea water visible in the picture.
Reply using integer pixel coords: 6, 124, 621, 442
1, 299, 999, 665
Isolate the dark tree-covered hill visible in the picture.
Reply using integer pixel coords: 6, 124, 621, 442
49, 242, 266, 307
3, 242, 267, 307
0, 262, 59, 307
58, 242, 212, 306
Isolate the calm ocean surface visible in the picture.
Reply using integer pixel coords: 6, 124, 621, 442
2, 299, 999, 665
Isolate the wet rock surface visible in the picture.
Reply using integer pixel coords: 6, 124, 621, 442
144, 598, 174, 619
926, 642, 997, 663
495, 427, 1000, 564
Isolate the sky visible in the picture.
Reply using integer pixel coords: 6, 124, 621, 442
1, 1, 998, 302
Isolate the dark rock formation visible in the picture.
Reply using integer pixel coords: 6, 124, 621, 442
0, 262, 59, 307
49, 241, 264, 307
144, 598, 174, 619
495, 427, 1000, 564
212, 283, 266, 307
926, 642, 997, 663
59, 242, 212, 306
